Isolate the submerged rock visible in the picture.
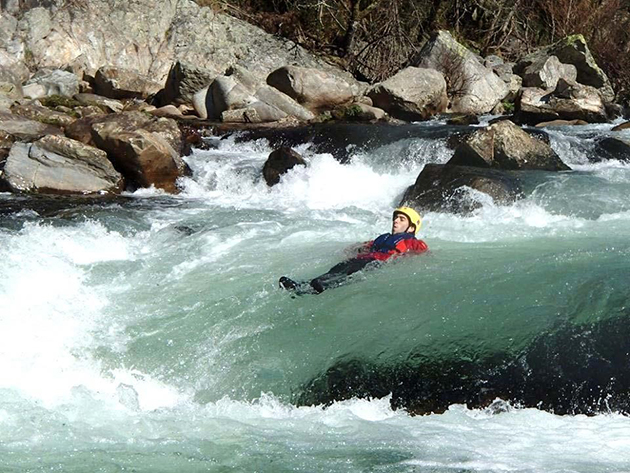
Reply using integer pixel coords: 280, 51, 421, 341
263, 147, 306, 186
400, 163, 523, 213
593, 137, 630, 162
296, 314, 630, 416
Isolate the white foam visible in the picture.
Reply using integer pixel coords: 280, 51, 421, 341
0, 221, 183, 410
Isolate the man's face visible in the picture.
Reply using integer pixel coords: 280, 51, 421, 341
392, 212, 412, 234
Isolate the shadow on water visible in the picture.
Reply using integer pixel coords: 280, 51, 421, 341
296, 313, 630, 415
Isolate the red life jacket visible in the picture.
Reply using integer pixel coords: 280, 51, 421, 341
358, 232, 428, 261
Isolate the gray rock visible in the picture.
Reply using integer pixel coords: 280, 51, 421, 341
195, 76, 314, 122
192, 85, 211, 119
0, 95, 14, 112
515, 35, 615, 102
446, 114, 479, 126
514, 87, 559, 124
400, 163, 523, 214
411, 30, 509, 114
550, 79, 608, 123
156, 61, 216, 107
535, 119, 588, 127
449, 119, 570, 171
367, 67, 448, 121
221, 107, 262, 123
24, 69, 80, 98
225, 64, 260, 93
94, 66, 163, 100
493, 63, 515, 80
0, 11, 18, 47
210, 75, 257, 119
10, 100, 77, 127
263, 147, 307, 186
267, 65, 354, 112
73, 93, 124, 113
0, 111, 63, 140
0, 65, 22, 99
515, 79, 608, 125
4, 0, 359, 91
484, 55, 504, 69
518, 55, 577, 90
0, 135, 123, 194
254, 85, 314, 121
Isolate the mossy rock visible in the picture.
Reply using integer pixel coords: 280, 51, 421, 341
40, 95, 81, 109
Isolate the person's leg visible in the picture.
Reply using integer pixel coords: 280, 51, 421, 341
309, 258, 375, 293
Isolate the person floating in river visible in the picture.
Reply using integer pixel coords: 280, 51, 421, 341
279, 206, 428, 295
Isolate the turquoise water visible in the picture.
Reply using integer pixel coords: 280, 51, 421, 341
1, 120, 630, 471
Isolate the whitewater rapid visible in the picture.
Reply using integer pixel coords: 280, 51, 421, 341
1, 120, 630, 471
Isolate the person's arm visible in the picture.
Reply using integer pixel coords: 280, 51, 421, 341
345, 241, 373, 256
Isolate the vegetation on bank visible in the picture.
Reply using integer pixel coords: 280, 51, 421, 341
195, 0, 630, 103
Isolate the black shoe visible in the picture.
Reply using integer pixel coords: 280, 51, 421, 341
310, 278, 325, 294
279, 276, 299, 291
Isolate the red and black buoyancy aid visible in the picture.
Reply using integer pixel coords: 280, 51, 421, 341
359, 232, 428, 261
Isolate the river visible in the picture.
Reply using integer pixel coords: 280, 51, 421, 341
0, 119, 629, 471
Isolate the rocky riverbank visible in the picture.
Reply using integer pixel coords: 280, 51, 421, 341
0, 0, 628, 212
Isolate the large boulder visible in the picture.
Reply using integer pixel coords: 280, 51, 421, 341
195, 75, 314, 122
0, 112, 63, 141
91, 125, 185, 193
449, 119, 570, 171
515, 35, 615, 102
94, 66, 163, 100
594, 137, 630, 162
22, 69, 80, 99
515, 79, 608, 125
0, 135, 123, 194
210, 75, 257, 119
155, 61, 216, 106
516, 55, 577, 90
411, 30, 509, 114
66, 111, 187, 157
262, 147, 307, 186
267, 65, 354, 112
400, 163, 523, 214
550, 78, 609, 122
367, 67, 447, 121
253, 85, 314, 122
3, 0, 359, 90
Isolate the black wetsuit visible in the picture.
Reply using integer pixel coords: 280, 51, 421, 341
280, 232, 424, 294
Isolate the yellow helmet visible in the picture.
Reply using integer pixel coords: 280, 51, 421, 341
394, 206, 422, 235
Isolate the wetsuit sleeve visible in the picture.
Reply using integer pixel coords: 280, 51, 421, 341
395, 239, 428, 254
356, 241, 373, 254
